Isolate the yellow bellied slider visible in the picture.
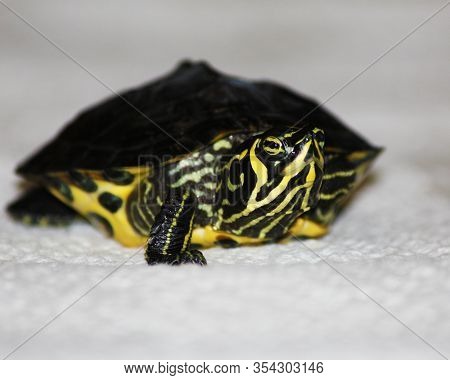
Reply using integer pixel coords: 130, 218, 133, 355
8, 61, 382, 265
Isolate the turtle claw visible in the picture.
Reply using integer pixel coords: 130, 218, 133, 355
177, 249, 207, 266
146, 250, 207, 266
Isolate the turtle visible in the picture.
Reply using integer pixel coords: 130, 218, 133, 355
7, 61, 382, 266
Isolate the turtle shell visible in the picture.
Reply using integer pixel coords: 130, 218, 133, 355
17, 60, 376, 176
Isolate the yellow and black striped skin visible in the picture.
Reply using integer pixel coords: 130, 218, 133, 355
303, 148, 380, 227
144, 189, 206, 265
214, 126, 325, 241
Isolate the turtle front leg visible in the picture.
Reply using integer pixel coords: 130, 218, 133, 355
145, 188, 207, 266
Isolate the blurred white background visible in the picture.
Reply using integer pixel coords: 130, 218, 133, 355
0, 0, 449, 359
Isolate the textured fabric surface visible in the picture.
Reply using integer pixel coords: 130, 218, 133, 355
0, 0, 449, 359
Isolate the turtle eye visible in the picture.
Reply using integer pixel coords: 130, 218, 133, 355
261, 136, 284, 156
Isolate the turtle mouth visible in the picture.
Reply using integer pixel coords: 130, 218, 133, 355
281, 138, 323, 177
283, 155, 319, 176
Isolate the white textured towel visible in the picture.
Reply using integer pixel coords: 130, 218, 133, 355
0, 0, 448, 359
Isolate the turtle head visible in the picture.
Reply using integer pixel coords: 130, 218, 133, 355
215, 125, 325, 238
